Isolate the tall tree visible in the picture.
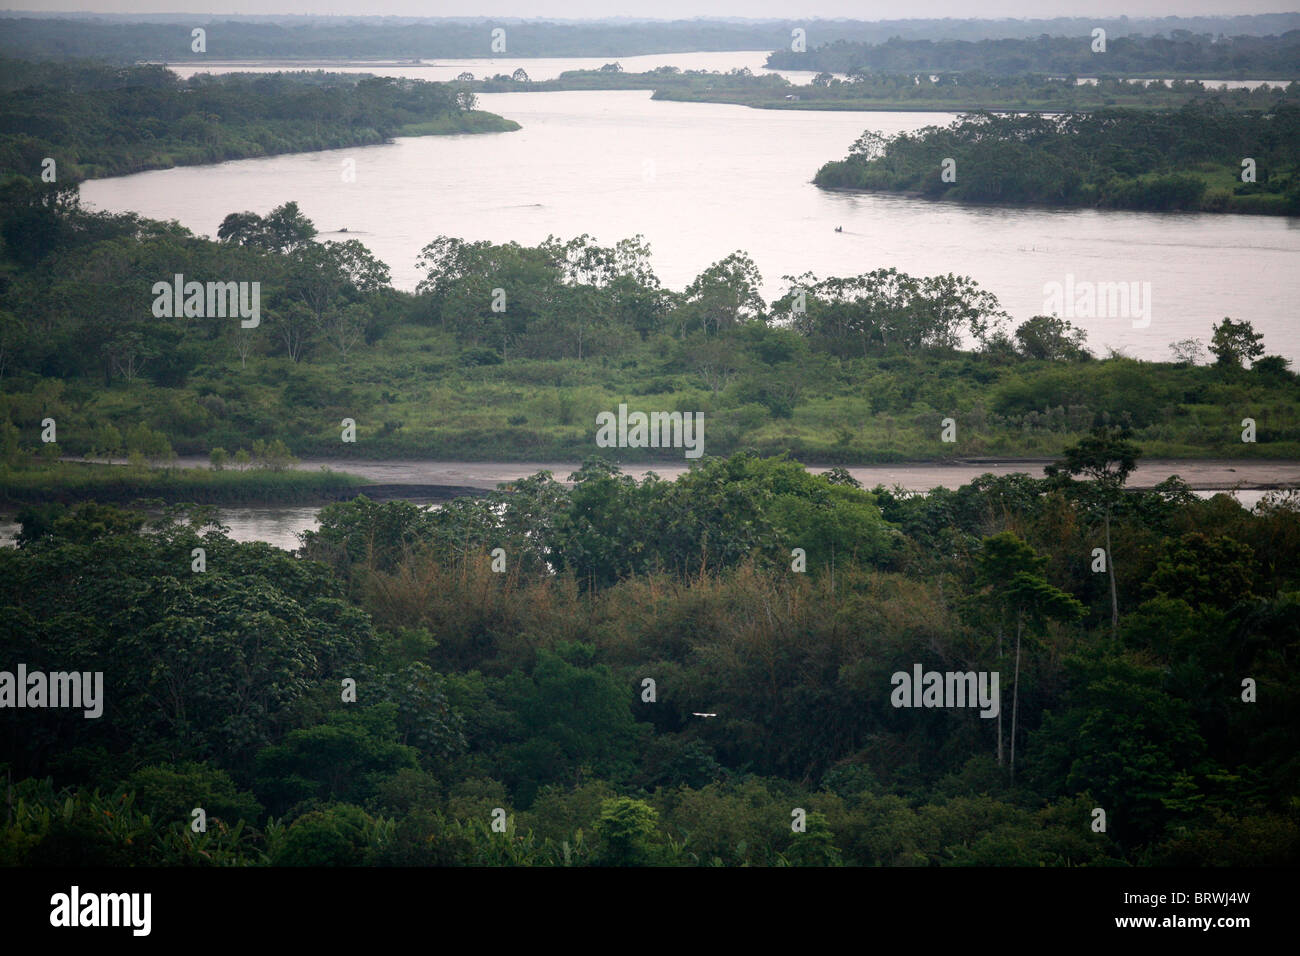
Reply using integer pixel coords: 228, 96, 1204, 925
1045, 425, 1140, 635
1209, 317, 1265, 369
975, 532, 1083, 783
1001, 571, 1084, 783
683, 251, 765, 336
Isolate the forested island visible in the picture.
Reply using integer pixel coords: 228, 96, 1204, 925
815, 105, 1300, 215
767, 30, 1300, 77
475, 65, 1300, 114
0, 60, 517, 183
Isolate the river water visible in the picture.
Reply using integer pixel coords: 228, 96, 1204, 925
79, 61, 1300, 362
163, 50, 823, 84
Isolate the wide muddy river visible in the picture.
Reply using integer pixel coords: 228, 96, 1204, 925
79, 60, 1300, 362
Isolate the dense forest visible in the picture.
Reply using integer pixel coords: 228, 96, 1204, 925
0, 183, 1296, 483
3, 15, 1298, 63
0, 60, 516, 183
768, 31, 1300, 77
815, 104, 1300, 216
1, 443, 1297, 865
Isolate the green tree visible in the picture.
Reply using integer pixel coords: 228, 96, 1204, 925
1027, 655, 1208, 846
975, 531, 1084, 780
254, 705, 419, 813
124, 422, 174, 465
260, 200, 318, 254
127, 761, 263, 825
0, 418, 22, 465
251, 438, 297, 472
93, 423, 123, 463
1014, 314, 1090, 361
1000, 570, 1084, 783
595, 797, 661, 866
272, 804, 377, 866
15, 501, 143, 547
1045, 424, 1140, 634
682, 251, 765, 336
216, 210, 265, 247
785, 810, 843, 866
1146, 532, 1256, 612
1209, 317, 1264, 368
496, 644, 645, 805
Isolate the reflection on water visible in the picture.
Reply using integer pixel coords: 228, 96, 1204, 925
217, 506, 322, 552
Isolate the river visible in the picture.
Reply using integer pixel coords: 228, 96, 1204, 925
79, 65, 1300, 363
163, 50, 823, 84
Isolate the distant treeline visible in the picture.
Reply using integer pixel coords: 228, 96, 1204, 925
816, 104, 1300, 216
2, 15, 1299, 63
769, 32, 1300, 78
597, 68, 1300, 113
0, 60, 516, 182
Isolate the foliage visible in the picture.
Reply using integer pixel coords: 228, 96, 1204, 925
768, 31, 1300, 77
0, 184, 1295, 472
0, 61, 517, 183
815, 105, 1300, 216
1, 454, 1297, 865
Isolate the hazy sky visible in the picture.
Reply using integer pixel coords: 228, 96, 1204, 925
3, 2, 1297, 20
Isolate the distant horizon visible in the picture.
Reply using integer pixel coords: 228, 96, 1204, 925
3, 4, 1298, 22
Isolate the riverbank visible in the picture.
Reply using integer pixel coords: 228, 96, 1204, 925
0, 61, 520, 184
311, 456, 1300, 492
395, 111, 520, 136
8, 457, 1294, 510
2, 457, 1291, 553
0, 462, 372, 506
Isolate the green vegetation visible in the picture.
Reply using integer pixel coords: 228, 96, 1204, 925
767, 31, 1300, 77
1, 185, 1296, 478
470, 66, 1300, 113
0, 59, 517, 183
2, 444, 1297, 865
393, 112, 518, 136
815, 104, 1300, 215
0, 460, 367, 505
3, 11, 1297, 876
